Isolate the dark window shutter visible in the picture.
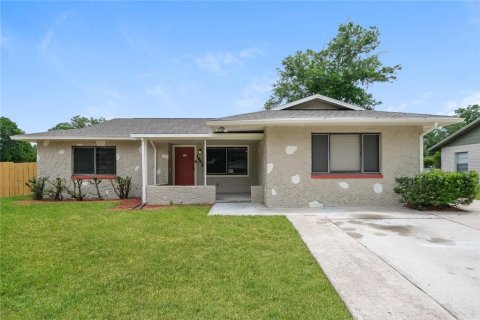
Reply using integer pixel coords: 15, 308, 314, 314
363, 135, 380, 172
312, 134, 329, 173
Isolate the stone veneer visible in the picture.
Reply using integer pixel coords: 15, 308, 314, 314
262, 125, 423, 207
146, 185, 216, 205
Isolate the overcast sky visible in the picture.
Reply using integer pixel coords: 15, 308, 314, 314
2, 1, 479, 133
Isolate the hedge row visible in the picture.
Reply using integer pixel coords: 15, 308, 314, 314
394, 170, 478, 209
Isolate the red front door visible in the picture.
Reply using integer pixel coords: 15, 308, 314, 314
174, 147, 195, 185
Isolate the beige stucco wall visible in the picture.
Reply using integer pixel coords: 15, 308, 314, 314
146, 185, 215, 205
441, 144, 480, 172
262, 125, 423, 207
36, 139, 166, 199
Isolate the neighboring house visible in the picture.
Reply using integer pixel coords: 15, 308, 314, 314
429, 118, 480, 172
12, 94, 460, 207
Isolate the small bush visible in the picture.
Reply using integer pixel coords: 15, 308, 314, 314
25, 177, 48, 200
66, 179, 88, 201
47, 178, 66, 201
109, 176, 132, 199
394, 170, 479, 209
90, 177, 103, 200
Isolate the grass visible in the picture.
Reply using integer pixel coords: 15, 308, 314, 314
0, 197, 351, 319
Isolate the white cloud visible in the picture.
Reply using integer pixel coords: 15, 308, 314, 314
195, 47, 264, 74
385, 91, 433, 112
438, 91, 480, 115
38, 11, 70, 50
233, 77, 273, 112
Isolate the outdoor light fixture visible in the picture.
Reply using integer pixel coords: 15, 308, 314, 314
197, 149, 204, 166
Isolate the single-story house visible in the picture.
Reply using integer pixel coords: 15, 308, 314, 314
429, 117, 480, 172
12, 94, 461, 207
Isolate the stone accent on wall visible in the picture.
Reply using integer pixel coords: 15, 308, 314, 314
251, 185, 263, 203
263, 125, 423, 207
146, 185, 216, 205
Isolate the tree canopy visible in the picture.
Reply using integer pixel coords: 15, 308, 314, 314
423, 104, 479, 168
49, 115, 105, 131
265, 22, 401, 110
0, 117, 36, 163
424, 104, 480, 154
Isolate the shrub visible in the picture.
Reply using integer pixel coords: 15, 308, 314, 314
109, 176, 132, 199
25, 177, 48, 200
47, 178, 66, 201
90, 177, 103, 200
66, 179, 88, 201
394, 170, 479, 209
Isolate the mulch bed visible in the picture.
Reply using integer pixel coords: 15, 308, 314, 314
15, 198, 143, 210
405, 204, 467, 212
112, 198, 142, 210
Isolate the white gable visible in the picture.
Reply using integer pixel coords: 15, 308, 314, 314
274, 94, 365, 111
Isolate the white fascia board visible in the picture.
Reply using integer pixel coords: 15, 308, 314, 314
273, 94, 365, 111
130, 133, 264, 140
207, 117, 463, 127
10, 136, 136, 142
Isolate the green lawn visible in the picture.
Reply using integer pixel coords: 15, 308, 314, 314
0, 197, 350, 319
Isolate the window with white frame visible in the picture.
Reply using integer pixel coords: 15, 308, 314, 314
73, 146, 116, 175
207, 147, 248, 176
455, 152, 468, 172
312, 133, 380, 173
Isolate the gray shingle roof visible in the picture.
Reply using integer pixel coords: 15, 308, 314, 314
11, 110, 460, 141
429, 117, 480, 152
14, 118, 214, 138
213, 110, 459, 121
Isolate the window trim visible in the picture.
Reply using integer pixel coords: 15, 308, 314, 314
72, 146, 117, 177
311, 133, 381, 175
455, 152, 468, 172
206, 145, 249, 177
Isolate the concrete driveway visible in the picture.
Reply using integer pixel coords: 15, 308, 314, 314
288, 203, 480, 320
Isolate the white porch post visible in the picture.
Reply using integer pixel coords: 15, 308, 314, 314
149, 140, 157, 185
203, 138, 207, 186
141, 138, 148, 203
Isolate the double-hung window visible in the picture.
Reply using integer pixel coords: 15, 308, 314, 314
73, 146, 116, 175
207, 146, 248, 176
455, 152, 468, 172
312, 133, 380, 173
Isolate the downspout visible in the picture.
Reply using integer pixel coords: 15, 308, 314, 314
141, 138, 148, 204
204, 138, 207, 186
420, 122, 438, 173
149, 140, 157, 185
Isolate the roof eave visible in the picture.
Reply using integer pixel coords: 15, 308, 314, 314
10, 135, 137, 142
207, 117, 463, 127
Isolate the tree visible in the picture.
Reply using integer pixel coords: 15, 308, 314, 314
0, 117, 36, 162
423, 104, 480, 168
49, 115, 105, 131
265, 22, 401, 110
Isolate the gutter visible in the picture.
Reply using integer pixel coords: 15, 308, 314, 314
206, 117, 464, 127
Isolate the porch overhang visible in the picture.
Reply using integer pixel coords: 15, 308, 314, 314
130, 133, 264, 140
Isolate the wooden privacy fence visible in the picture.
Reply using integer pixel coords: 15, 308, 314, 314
0, 162, 37, 197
